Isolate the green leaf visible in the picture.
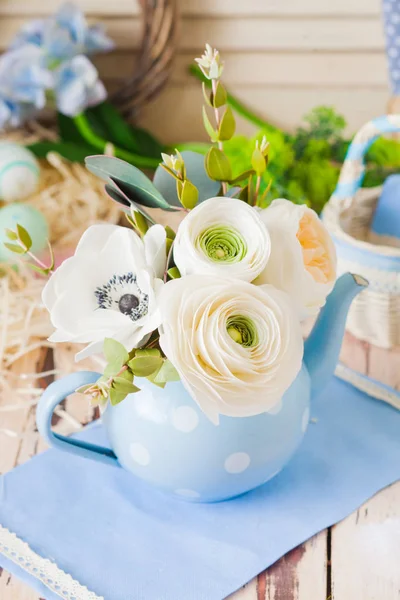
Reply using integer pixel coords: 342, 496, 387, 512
28, 141, 94, 163
165, 225, 176, 240
202, 107, 218, 143
167, 266, 180, 279
5, 229, 17, 241
132, 210, 149, 236
127, 125, 163, 159
103, 338, 129, 368
113, 376, 140, 395
228, 169, 255, 185
87, 101, 141, 154
4, 242, 26, 255
205, 147, 232, 181
211, 81, 227, 108
218, 107, 236, 142
135, 348, 161, 358
104, 183, 156, 224
16, 224, 32, 250
109, 387, 129, 406
85, 155, 173, 211
128, 355, 163, 377
153, 151, 220, 207
153, 360, 180, 383
202, 82, 213, 107
26, 263, 49, 276
251, 148, 266, 176
76, 383, 95, 394
103, 360, 123, 378
159, 163, 181, 181
57, 112, 97, 148
179, 179, 199, 209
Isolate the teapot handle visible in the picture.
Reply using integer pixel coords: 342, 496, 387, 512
36, 371, 120, 468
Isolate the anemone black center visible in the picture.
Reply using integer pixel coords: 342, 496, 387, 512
118, 293, 140, 314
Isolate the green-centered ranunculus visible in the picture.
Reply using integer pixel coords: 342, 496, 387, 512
173, 197, 271, 282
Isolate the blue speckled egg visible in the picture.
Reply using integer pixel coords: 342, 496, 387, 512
0, 143, 40, 202
0, 203, 49, 262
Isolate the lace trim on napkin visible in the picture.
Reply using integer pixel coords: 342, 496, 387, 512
0, 524, 103, 600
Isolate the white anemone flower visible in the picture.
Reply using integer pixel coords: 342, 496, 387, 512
42, 224, 166, 360
159, 275, 303, 424
173, 197, 271, 282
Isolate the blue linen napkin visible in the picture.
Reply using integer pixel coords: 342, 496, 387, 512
0, 375, 400, 600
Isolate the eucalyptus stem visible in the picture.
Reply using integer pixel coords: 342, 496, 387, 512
190, 64, 278, 134
73, 113, 160, 169
211, 79, 227, 194
26, 250, 52, 272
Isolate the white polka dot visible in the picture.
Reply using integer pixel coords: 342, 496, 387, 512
387, 24, 395, 35
302, 408, 310, 433
174, 488, 200, 499
171, 406, 199, 433
389, 47, 398, 58
266, 399, 283, 415
130, 442, 150, 466
224, 452, 251, 474
393, 70, 400, 80
392, 13, 400, 23
395, 36, 400, 46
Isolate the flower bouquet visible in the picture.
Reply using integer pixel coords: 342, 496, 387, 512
9, 45, 356, 502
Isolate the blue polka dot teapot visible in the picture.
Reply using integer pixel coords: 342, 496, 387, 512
37, 273, 366, 503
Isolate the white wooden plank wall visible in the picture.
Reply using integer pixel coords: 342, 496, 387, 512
0, 0, 392, 142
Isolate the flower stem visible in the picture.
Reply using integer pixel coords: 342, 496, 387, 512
211, 80, 227, 195
73, 113, 160, 169
26, 250, 50, 271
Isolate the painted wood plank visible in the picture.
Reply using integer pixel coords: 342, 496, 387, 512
0, 17, 385, 51
0, 0, 381, 17
136, 85, 389, 142
331, 336, 400, 600
261, 532, 327, 600
331, 482, 400, 600
95, 51, 389, 86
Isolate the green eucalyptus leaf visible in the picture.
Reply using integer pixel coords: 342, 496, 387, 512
128, 355, 163, 377
132, 210, 149, 236
5, 229, 18, 241
154, 360, 180, 383
165, 225, 176, 240
105, 183, 156, 224
218, 107, 236, 142
202, 82, 213, 107
153, 151, 220, 206
103, 338, 129, 368
85, 155, 172, 211
16, 224, 32, 250
167, 267, 181, 279
211, 81, 227, 108
113, 376, 140, 395
26, 263, 49, 275
251, 148, 266, 176
76, 384, 95, 394
4, 243, 25, 254
227, 170, 255, 185
202, 106, 218, 143
205, 147, 232, 181
179, 179, 199, 209
103, 360, 124, 378
109, 387, 128, 406
135, 348, 161, 358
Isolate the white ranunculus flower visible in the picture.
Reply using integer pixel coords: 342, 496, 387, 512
159, 275, 303, 424
42, 223, 166, 360
256, 199, 337, 318
173, 197, 271, 282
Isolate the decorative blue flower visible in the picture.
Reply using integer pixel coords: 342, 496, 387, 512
0, 45, 52, 129
54, 55, 107, 117
10, 2, 115, 63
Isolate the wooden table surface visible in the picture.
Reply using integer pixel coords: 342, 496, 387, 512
0, 332, 399, 600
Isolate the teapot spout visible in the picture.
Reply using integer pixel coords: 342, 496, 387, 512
304, 273, 368, 397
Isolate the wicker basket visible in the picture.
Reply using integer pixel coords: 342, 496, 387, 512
322, 114, 400, 349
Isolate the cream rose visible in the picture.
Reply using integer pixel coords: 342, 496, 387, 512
256, 199, 337, 318
159, 275, 303, 424
173, 197, 271, 282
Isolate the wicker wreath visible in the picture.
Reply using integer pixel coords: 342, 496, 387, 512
111, 0, 179, 119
